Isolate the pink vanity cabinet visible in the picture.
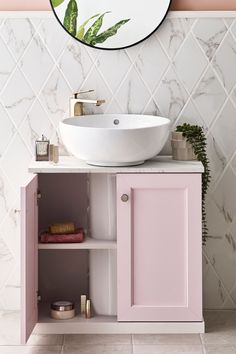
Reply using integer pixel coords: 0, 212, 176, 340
117, 173, 202, 322
21, 157, 204, 344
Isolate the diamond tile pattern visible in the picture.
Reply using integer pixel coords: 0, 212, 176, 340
0, 14, 236, 311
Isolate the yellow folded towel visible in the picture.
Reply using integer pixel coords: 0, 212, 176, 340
49, 222, 75, 235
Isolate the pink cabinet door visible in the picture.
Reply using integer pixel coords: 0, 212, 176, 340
21, 175, 38, 343
117, 174, 202, 322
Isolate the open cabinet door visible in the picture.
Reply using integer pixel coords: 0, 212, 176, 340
21, 175, 38, 344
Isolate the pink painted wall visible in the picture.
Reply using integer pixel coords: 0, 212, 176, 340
172, 0, 236, 10
1, 0, 236, 11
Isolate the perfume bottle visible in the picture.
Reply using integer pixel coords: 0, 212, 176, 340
35, 135, 50, 161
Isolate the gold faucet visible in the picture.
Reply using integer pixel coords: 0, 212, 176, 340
69, 90, 105, 116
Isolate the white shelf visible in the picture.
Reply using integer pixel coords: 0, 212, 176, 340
35, 304, 205, 334
38, 237, 117, 250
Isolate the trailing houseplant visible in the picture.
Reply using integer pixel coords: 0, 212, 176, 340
175, 123, 211, 245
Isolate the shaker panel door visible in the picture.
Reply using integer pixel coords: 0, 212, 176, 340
117, 174, 202, 322
21, 175, 38, 343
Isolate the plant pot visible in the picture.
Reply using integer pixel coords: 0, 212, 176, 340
171, 131, 185, 141
171, 139, 192, 149
172, 147, 197, 161
171, 132, 196, 161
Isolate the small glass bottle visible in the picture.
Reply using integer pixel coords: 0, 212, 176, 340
35, 135, 50, 161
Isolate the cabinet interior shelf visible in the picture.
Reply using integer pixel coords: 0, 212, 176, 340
36, 303, 204, 334
38, 237, 117, 250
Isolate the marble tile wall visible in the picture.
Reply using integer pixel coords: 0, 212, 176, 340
0, 12, 235, 310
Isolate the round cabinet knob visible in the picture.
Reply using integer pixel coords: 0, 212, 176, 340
121, 194, 129, 202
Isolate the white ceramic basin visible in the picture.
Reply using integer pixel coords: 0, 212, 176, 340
60, 114, 170, 166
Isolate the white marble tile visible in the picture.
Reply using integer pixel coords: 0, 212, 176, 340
37, 18, 69, 59
157, 18, 194, 59
85, 44, 101, 64
58, 39, 93, 92
39, 67, 71, 126
229, 19, 236, 43
0, 238, 14, 289
224, 18, 235, 29
125, 40, 144, 63
231, 154, 236, 176
0, 199, 20, 261
213, 33, 236, 93
19, 99, 54, 154
154, 66, 188, 121
202, 252, 210, 277
203, 263, 228, 309
0, 134, 32, 191
20, 33, 54, 92
49, 129, 69, 156
1, 19, 35, 61
95, 49, 131, 94
133, 35, 169, 93
63, 344, 132, 354
79, 67, 112, 114
0, 104, 16, 158
0, 37, 15, 92
114, 67, 151, 114
0, 310, 20, 345
132, 334, 201, 345
212, 167, 236, 228
133, 345, 204, 354
211, 100, 236, 159
192, 19, 227, 61
207, 133, 227, 189
65, 334, 131, 345
104, 98, 123, 114
173, 34, 208, 93
0, 169, 16, 224
192, 67, 227, 127
0, 68, 35, 128
222, 296, 236, 309
229, 282, 236, 305
0, 266, 20, 311
205, 197, 228, 240
142, 98, 162, 116
174, 98, 205, 128
204, 231, 236, 295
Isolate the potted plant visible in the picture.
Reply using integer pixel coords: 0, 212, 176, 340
173, 123, 211, 245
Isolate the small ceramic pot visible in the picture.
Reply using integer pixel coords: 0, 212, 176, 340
50, 301, 75, 320
171, 132, 196, 161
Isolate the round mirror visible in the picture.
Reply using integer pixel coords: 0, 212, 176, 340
50, 0, 172, 50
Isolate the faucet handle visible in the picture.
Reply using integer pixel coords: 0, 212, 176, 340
73, 90, 94, 98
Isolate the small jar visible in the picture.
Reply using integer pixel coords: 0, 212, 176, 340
50, 301, 75, 320
35, 135, 50, 161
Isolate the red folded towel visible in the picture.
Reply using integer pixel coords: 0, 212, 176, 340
40, 228, 84, 243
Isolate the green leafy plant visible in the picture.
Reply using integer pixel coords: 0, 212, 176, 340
63, 0, 78, 36
77, 13, 100, 40
52, 0, 65, 7
90, 19, 130, 46
176, 123, 211, 245
61, 0, 130, 46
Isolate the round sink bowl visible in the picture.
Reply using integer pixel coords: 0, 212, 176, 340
59, 114, 170, 166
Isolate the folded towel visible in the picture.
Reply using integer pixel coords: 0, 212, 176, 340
49, 222, 75, 235
40, 228, 84, 243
